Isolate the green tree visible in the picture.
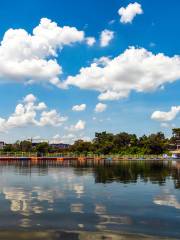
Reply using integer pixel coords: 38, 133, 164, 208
19, 140, 33, 152
70, 140, 93, 155
3, 144, 16, 152
35, 142, 49, 155
139, 132, 167, 154
93, 132, 114, 154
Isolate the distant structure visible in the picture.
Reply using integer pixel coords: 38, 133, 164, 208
172, 128, 180, 150
170, 128, 180, 158
0, 141, 5, 150
50, 143, 70, 149
27, 138, 49, 147
27, 138, 70, 149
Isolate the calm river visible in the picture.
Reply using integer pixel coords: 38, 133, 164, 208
0, 160, 179, 239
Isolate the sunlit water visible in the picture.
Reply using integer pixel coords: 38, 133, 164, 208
0, 160, 180, 239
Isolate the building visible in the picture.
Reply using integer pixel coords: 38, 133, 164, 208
172, 128, 180, 150
27, 138, 49, 147
170, 129, 180, 158
50, 143, 70, 149
0, 141, 5, 150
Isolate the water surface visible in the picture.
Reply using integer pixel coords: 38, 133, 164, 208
0, 160, 180, 239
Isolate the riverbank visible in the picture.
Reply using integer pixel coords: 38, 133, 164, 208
0, 152, 179, 161
0, 230, 176, 240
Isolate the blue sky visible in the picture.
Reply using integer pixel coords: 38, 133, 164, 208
0, 0, 179, 143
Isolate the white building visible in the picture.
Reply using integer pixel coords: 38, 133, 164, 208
0, 141, 5, 150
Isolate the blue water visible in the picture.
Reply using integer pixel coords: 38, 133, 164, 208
0, 160, 179, 239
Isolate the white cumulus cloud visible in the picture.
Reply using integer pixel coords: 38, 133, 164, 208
100, 29, 114, 47
51, 133, 75, 144
72, 104, 86, 112
64, 47, 180, 101
38, 110, 67, 127
86, 37, 96, 46
95, 103, 107, 113
24, 94, 37, 103
51, 133, 90, 144
160, 123, 175, 129
151, 106, 180, 122
118, 2, 143, 24
67, 120, 86, 132
0, 94, 67, 132
0, 18, 93, 88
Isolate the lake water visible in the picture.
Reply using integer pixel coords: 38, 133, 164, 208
0, 160, 179, 239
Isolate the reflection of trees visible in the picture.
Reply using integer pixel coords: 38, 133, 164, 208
0, 160, 180, 189
0, 160, 49, 176
172, 171, 180, 189
93, 161, 180, 188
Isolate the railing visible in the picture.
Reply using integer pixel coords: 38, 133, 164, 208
0, 152, 165, 159
0, 152, 37, 157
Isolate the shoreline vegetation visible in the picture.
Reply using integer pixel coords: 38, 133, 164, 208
0, 128, 179, 158
0, 230, 171, 240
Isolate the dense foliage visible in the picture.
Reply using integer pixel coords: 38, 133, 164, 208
70, 131, 170, 155
2, 129, 179, 155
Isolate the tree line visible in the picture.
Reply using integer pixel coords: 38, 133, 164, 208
70, 131, 171, 155
2, 129, 179, 155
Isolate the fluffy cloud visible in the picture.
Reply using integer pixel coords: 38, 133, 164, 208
118, 2, 143, 24
67, 120, 86, 132
95, 103, 107, 113
32, 135, 41, 140
65, 47, 180, 100
52, 133, 90, 144
72, 104, 86, 112
160, 123, 175, 129
38, 110, 67, 127
24, 94, 37, 103
151, 106, 180, 122
0, 94, 67, 132
0, 18, 93, 88
100, 30, 114, 47
86, 37, 96, 46
52, 133, 74, 144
